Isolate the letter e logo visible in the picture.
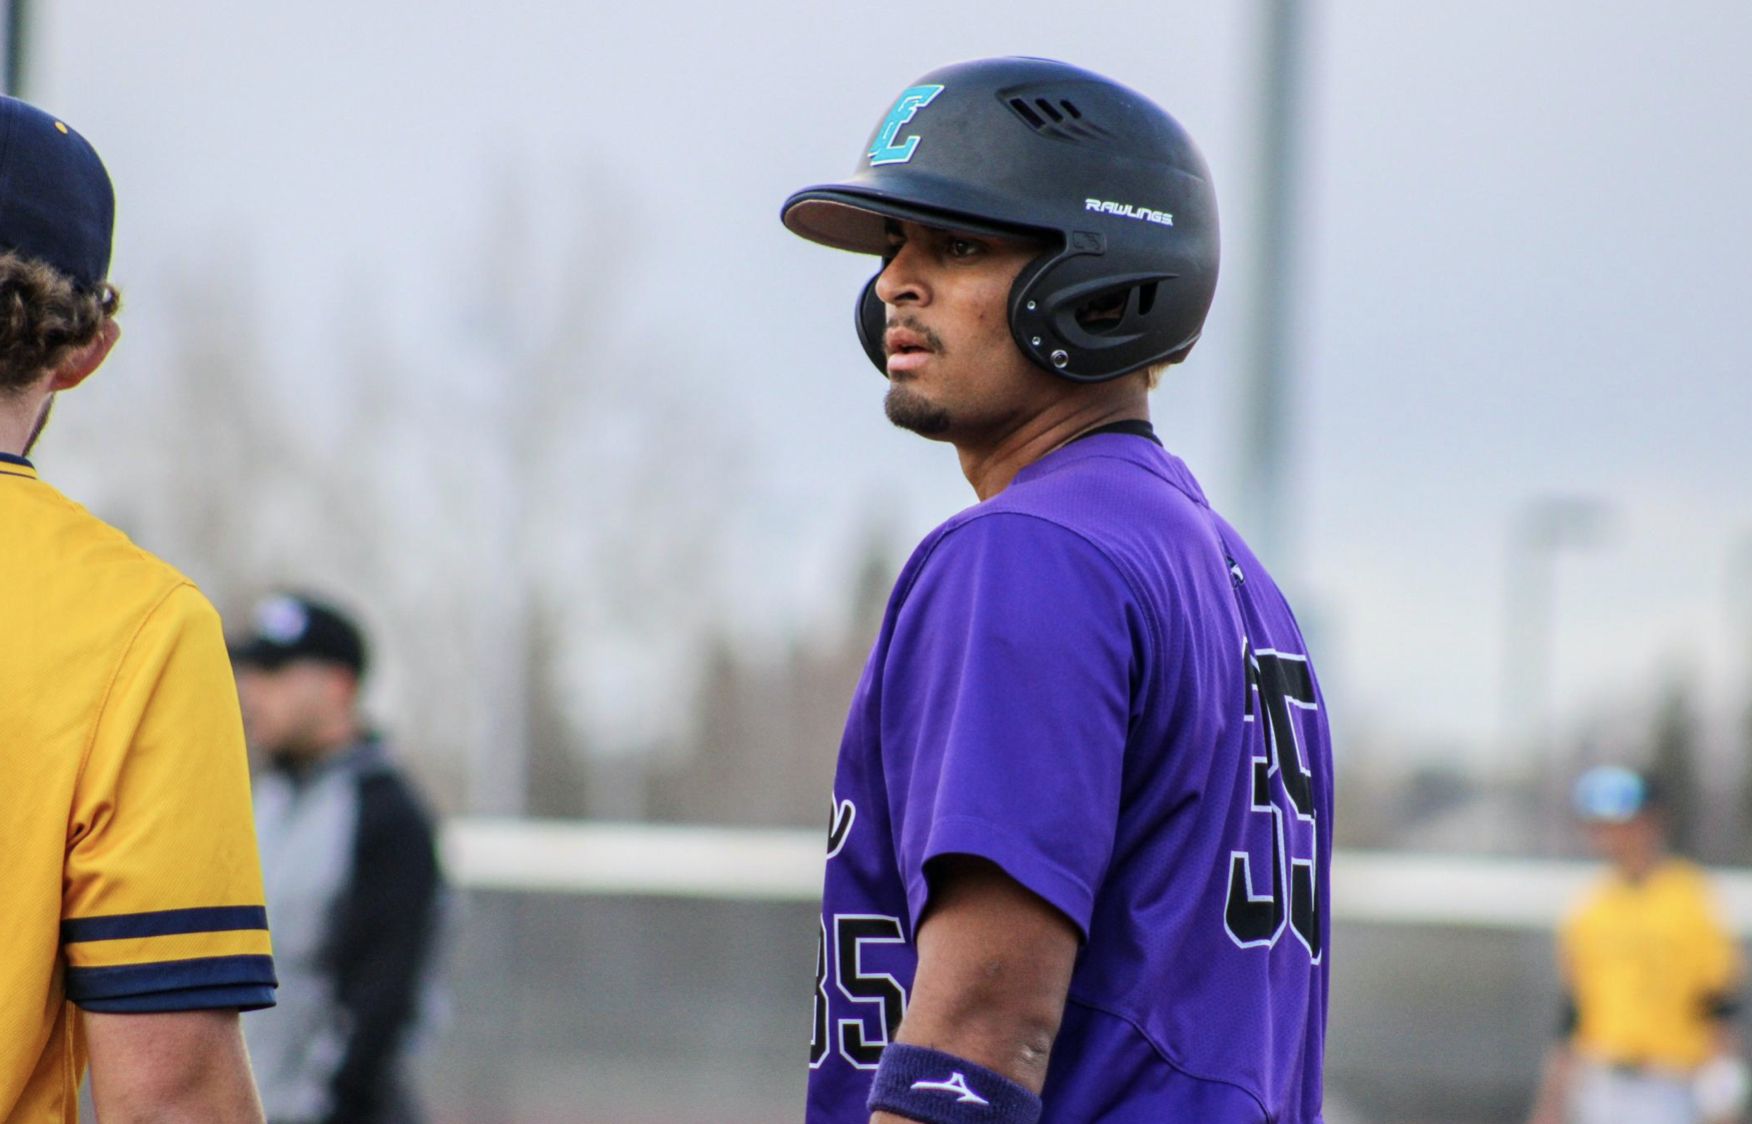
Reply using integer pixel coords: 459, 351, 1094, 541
868, 85, 945, 166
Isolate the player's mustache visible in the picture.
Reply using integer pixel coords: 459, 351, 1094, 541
885, 315, 946, 355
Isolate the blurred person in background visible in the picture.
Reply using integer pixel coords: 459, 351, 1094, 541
1527, 766, 1748, 1124
0, 94, 276, 1123
231, 592, 445, 1124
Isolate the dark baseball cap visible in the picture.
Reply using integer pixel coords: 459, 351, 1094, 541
230, 593, 368, 677
0, 96, 114, 288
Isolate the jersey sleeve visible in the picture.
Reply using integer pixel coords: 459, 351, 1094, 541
881, 514, 1142, 939
1692, 875, 1743, 1013
60, 583, 277, 1013
326, 772, 445, 1121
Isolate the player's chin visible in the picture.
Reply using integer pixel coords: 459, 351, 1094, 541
884, 383, 952, 437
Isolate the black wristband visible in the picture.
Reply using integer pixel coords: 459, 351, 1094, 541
867, 1043, 1044, 1124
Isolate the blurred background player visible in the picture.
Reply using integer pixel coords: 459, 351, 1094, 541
231, 592, 446, 1124
1527, 766, 1749, 1124
0, 95, 276, 1122
782, 57, 1331, 1124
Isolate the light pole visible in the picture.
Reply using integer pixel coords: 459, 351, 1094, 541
1501, 497, 1610, 852
1728, 532, 1752, 858
1730, 533, 1752, 687
1237, 0, 1312, 580
2, 0, 30, 97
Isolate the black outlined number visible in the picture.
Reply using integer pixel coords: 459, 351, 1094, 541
809, 913, 908, 1069
833, 914, 907, 1068
1224, 643, 1323, 959
810, 918, 830, 1067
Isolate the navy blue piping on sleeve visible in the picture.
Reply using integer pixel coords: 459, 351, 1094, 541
78, 984, 279, 1014
61, 905, 269, 943
65, 955, 279, 1013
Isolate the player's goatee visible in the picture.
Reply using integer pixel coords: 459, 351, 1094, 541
884, 383, 951, 436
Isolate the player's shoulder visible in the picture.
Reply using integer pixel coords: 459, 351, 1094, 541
14, 476, 191, 583
1566, 874, 1616, 923
1569, 860, 1714, 922
1651, 859, 1719, 903
5, 475, 216, 642
1656, 856, 1708, 881
897, 441, 1230, 615
940, 443, 1191, 545
356, 762, 441, 847
919, 503, 1130, 590
1003, 435, 1208, 517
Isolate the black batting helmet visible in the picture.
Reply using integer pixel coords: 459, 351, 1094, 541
782, 56, 1220, 384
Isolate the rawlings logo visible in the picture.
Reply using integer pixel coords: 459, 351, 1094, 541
1085, 198, 1174, 226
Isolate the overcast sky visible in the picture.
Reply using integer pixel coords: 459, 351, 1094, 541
28, 0, 1752, 770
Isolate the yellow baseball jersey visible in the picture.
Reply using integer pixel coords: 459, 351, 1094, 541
1559, 858, 1740, 1071
0, 453, 275, 1124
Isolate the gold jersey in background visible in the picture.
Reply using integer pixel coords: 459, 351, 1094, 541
0, 453, 275, 1124
1561, 858, 1741, 1072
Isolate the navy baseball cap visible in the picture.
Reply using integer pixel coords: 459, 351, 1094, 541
230, 593, 369, 677
0, 96, 114, 288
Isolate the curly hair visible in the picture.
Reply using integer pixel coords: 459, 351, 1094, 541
0, 251, 120, 396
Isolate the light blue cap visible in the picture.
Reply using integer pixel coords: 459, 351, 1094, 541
1572, 766, 1650, 823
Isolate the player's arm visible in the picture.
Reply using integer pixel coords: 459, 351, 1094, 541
1523, 1034, 1575, 1124
85, 1009, 265, 1124
1695, 898, 1748, 1124
870, 516, 1134, 1121
62, 585, 276, 1114
871, 855, 1080, 1124
1524, 943, 1580, 1124
323, 775, 444, 1123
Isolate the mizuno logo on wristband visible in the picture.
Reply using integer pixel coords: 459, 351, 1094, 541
910, 1072, 989, 1105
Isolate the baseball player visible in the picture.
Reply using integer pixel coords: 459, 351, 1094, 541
781, 58, 1333, 1123
1527, 767, 1747, 1124
0, 97, 275, 1121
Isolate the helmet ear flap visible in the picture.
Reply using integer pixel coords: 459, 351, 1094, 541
855, 272, 888, 377
1010, 247, 1191, 383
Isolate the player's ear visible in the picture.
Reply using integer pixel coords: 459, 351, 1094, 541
326, 665, 363, 711
50, 319, 120, 391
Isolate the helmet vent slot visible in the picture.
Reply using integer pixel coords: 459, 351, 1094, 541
1137, 282, 1158, 316
1008, 98, 1048, 130
1006, 93, 1117, 142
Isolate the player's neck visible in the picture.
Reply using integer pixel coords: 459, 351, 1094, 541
0, 387, 50, 459
955, 393, 1150, 501
1617, 850, 1665, 884
283, 715, 365, 767
318, 714, 366, 755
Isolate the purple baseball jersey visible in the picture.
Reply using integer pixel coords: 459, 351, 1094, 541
808, 432, 1332, 1123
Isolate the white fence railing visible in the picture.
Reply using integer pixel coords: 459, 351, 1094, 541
442, 818, 1752, 935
